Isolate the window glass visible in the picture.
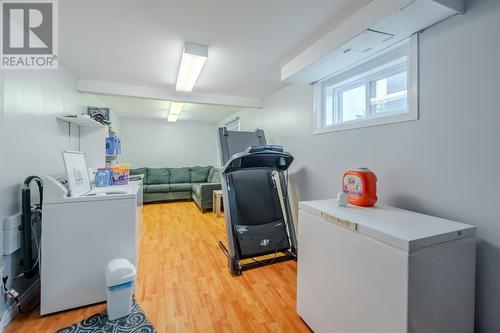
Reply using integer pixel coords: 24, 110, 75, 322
314, 35, 418, 133
338, 84, 366, 122
370, 70, 407, 115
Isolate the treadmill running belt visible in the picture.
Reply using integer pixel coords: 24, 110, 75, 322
234, 221, 290, 258
228, 169, 283, 226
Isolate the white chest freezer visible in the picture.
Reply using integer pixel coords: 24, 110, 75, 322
297, 199, 476, 333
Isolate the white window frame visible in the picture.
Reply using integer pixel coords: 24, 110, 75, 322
314, 34, 419, 134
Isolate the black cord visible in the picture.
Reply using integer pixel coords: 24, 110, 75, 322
2, 277, 8, 293
3, 275, 38, 314
250, 247, 279, 266
249, 232, 287, 266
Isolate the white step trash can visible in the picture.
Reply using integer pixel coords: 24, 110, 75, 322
105, 258, 137, 321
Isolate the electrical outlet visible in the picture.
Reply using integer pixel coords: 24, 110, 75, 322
6, 289, 18, 299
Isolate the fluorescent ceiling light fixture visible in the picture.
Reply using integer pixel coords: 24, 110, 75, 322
176, 42, 208, 92
167, 102, 184, 122
167, 114, 179, 122
169, 102, 184, 115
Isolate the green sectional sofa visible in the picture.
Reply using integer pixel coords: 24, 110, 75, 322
130, 166, 221, 212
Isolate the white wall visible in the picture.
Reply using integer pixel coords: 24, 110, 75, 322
119, 118, 220, 168
3, 69, 76, 216
222, 1, 500, 332
0, 66, 105, 324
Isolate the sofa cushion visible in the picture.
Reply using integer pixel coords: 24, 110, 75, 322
190, 166, 211, 183
209, 168, 221, 183
170, 167, 190, 183
145, 184, 170, 194
147, 168, 170, 184
170, 183, 192, 192
130, 167, 148, 184
192, 183, 202, 197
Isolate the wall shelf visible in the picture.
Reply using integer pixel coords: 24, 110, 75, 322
57, 116, 105, 128
108, 128, 119, 136
57, 115, 120, 167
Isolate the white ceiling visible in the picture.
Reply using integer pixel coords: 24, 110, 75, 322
61, 0, 370, 121
89, 94, 242, 123
61, 1, 369, 97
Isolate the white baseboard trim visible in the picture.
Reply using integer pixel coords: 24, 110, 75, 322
0, 299, 19, 333
0, 311, 9, 333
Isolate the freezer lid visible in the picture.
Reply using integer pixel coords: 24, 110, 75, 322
299, 199, 475, 252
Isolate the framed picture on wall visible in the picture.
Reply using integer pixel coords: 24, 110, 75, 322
87, 106, 110, 121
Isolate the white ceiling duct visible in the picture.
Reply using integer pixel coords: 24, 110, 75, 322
282, 0, 464, 84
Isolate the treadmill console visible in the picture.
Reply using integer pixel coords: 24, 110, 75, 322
247, 145, 283, 153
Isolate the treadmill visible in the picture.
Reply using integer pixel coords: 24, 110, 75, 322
218, 127, 298, 275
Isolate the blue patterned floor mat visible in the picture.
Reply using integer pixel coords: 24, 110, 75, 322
56, 301, 156, 333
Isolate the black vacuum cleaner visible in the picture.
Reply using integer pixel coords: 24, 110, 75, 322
21, 176, 43, 279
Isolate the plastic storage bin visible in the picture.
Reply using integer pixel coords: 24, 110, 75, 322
105, 258, 136, 320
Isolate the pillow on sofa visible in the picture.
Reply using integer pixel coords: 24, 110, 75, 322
190, 166, 211, 183
170, 167, 190, 183
207, 167, 216, 181
130, 167, 148, 184
148, 168, 170, 184
209, 168, 221, 183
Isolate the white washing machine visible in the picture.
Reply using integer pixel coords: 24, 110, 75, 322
41, 175, 143, 315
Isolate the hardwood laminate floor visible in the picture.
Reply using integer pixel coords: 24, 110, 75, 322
7, 202, 311, 333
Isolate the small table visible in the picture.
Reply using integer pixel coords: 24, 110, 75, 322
213, 190, 223, 217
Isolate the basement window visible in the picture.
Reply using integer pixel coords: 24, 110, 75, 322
314, 35, 418, 133
225, 117, 241, 131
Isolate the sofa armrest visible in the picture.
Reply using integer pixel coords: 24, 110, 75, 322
199, 183, 222, 199
194, 183, 221, 210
